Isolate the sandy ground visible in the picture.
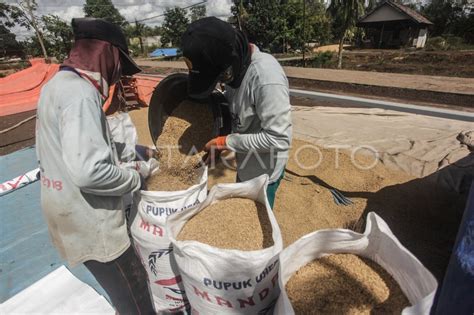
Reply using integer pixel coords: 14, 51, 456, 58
0, 110, 36, 155
136, 59, 474, 96
283, 50, 474, 78
136, 59, 474, 108
284, 67, 474, 96
313, 44, 349, 52
290, 106, 473, 179
130, 106, 465, 282
0, 104, 465, 283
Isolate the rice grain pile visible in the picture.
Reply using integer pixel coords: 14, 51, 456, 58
147, 100, 213, 191
177, 198, 274, 251
130, 104, 460, 281
285, 254, 410, 314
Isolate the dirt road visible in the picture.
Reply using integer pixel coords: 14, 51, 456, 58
136, 59, 474, 96
285, 67, 474, 96
0, 110, 36, 155
136, 59, 474, 107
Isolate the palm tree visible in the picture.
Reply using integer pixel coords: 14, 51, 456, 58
328, 0, 365, 68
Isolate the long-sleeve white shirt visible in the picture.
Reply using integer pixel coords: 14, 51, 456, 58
36, 70, 141, 266
225, 46, 292, 183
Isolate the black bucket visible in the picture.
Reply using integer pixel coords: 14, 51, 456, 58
148, 73, 232, 145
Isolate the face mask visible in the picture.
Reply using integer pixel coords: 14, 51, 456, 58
110, 60, 122, 85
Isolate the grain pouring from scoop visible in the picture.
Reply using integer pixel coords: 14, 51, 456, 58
147, 100, 214, 191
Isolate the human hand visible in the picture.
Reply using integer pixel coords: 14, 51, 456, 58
202, 136, 228, 165
204, 136, 228, 152
135, 145, 161, 161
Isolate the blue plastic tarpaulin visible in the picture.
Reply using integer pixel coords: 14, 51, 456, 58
0, 146, 109, 303
149, 48, 179, 58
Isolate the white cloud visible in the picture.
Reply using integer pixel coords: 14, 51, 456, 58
206, 0, 233, 19
50, 6, 85, 23
119, 3, 160, 23
4, 0, 233, 40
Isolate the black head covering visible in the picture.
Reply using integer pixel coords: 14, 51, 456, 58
72, 18, 141, 76
181, 17, 252, 99
228, 29, 251, 89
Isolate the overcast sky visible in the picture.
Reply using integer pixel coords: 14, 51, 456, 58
5, 0, 233, 40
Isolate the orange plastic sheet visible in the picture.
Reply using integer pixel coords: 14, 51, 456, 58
102, 84, 117, 113
0, 59, 59, 117
0, 60, 163, 117
134, 75, 163, 105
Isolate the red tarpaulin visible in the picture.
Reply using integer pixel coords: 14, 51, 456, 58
0, 59, 163, 117
0, 59, 59, 117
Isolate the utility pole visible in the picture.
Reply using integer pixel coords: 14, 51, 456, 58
282, 1, 286, 54
21, 0, 48, 60
302, 0, 306, 67
135, 18, 144, 55
236, 0, 242, 31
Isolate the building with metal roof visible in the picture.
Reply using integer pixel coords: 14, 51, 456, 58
357, 0, 433, 49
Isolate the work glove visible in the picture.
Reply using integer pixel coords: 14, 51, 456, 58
121, 158, 159, 180
202, 136, 228, 166
138, 158, 160, 178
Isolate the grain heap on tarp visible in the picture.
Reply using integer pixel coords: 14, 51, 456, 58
177, 198, 274, 250
147, 100, 213, 191
285, 253, 410, 314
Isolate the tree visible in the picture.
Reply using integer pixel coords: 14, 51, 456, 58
285, 0, 333, 51
366, 0, 378, 11
309, 6, 333, 46
124, 21, 155, 55
422, 0, 474, 43
2, 1, 48, 59
150, 25, 163, 36
161, 7, 189, 48
230, 0, 331, 54
134, 19, 145, 55
231, 0, 287, 53
83, 0, 128, 28
42, 15, 73, 61
229, 0, 249, 30
190, 5, 206, 22
18, 15, 73, 61
0, 24, 24, 58
328, 0, 365, 68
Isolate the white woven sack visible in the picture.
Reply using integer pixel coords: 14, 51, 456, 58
106, 111, 138, 162
167, 174, 283, 314
274, 212, 438, 315
130, 167, 208, 313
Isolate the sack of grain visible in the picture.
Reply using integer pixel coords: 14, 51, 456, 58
167, 175, 283, 314
106, 111, 140, 218
106, 111, 138, 162
274, 212, 438, 315
129, 167, 208, 313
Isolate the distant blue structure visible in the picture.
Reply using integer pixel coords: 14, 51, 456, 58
149, 48, 180, 58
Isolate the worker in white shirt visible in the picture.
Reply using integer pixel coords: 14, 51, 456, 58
36, 18, 154, 314
182, 17, 292, 208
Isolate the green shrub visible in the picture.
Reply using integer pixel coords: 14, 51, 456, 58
426, 36, 472, 50
426, 37, 448, 50
445, 36, 464, 48
309, 51, 335, 67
